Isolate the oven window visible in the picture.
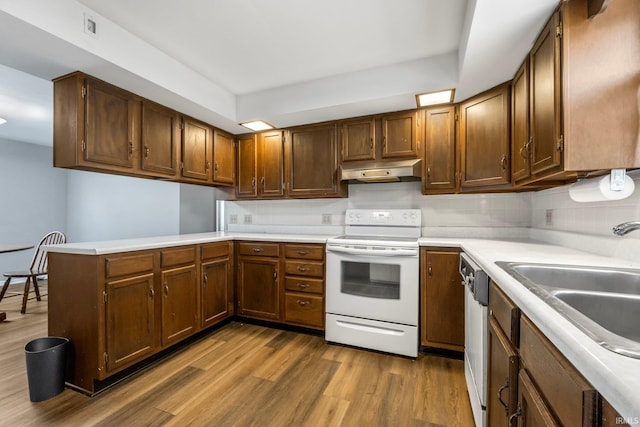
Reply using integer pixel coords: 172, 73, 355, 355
341, 261, 400, 299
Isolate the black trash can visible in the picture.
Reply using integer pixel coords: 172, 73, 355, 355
24, 337, 69, 402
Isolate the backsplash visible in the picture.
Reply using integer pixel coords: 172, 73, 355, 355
223, 181, 531, 237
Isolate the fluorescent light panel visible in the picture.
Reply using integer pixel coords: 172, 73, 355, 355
416, 89, 455, 107
240, 120, 274, 132
0, 117, 6, 125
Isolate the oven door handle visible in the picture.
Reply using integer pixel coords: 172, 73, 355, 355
326, 246, 418, 257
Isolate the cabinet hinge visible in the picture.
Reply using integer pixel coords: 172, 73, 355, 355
454, 113, 459, 121
103, 290, 107, 303
104, 352, 108, 366
181, 162, 184, 171
81, 140, 86, 152
180, 120, 185, 130
282, 132, 286, 143
81, 86, 87, 98
557, 135, 564, 152
556, 21, 563, 38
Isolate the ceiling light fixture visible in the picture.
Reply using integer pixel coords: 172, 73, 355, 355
0, 117, 6, 125
415, 89, 455, 108
239, 120, 274, 132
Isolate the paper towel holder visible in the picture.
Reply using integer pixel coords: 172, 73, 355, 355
610, 169, 627, 191
569, 168, 635, 203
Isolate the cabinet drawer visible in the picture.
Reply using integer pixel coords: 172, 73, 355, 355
285, 244, 324, 260
489, 281, 520, 345
284, 293, 324, 328
285, 277, 324, 294
519, 315, 598, 427
238, 242, 279, 257
161, 247, 196, 268
201, 242, 230, 260
285, 260, 324, 278
105, 253, 154, 279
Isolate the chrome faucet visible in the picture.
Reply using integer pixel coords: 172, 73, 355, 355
612, 221, 640, 236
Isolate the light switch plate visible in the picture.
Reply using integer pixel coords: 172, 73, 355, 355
244, 214, 252, 224
545, 209, 553, 226
322, 214, 332, 225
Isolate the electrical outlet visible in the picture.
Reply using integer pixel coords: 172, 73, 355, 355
84, 13, 99, 38
229, 214, 238, 224
244, 214, 252, 224
545, 209, 553, 226
321, 214, 332, 225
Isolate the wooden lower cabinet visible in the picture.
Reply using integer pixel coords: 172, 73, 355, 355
283, 243, 325, 329
420, 248, 464, 351
516, 370, 560, 426
160, 264, 197, 346
487, 316, 519, 427
105, 273, 155, 371
237, 256, 281, 321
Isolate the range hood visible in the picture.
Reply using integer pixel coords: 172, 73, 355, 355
340, 158, 422, 183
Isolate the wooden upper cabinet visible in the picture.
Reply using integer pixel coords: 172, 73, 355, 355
341, 118, 375, 161
258, 130, 285, 198
460, 84, 511, 190
381, 111, 419, 158
529, 11, 562, 176
512, 60, 531, 183
84, 77, 138, 169
180, 116, 212, 182
213, 129, 235, 186
287, 123, 342, 198
140, 100, 179, 177
236, 134, 258, 198
423, 106, 457, 194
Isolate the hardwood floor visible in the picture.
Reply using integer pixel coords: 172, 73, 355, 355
0, 286, 474, 426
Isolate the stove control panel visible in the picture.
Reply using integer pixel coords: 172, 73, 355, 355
345, 209, 421, 226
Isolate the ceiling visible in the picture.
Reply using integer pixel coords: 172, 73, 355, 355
0, 0, 559, 146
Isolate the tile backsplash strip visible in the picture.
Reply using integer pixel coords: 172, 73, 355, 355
223, 181, 531, 237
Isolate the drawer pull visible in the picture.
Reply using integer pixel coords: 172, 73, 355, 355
252, 248, 263, 253
297, 283, 310, 289
297, 266, 309, 272
296, 300, 310, 306
297, 250, 309, 256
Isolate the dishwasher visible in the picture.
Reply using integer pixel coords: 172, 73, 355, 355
459, 252, 489, 427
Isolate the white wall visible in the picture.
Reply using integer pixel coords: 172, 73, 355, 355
179, 183, 215, 234
0, 139, 66, 275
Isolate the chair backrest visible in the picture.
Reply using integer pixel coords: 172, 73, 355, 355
29, 231, 66, 274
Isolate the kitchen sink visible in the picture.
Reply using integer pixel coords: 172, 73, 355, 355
497, 262, 640, 359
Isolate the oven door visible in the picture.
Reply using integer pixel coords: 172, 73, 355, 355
325, 245, 419, 326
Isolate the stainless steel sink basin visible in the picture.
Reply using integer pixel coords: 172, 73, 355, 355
497, 262, 640, 359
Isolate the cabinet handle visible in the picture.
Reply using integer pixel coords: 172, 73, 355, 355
205, 160, 210, 171
426, 167, 431, 182
251, 177, 256, 189
297, 283, 310, 289
297, 250, 309, 256
508, 404, 522, 425
203, 272, 208, 287
144, 144, 150, 158
498, 379, 509, 414
370, 137, 373, 149
428, 263, 433, 277
296, 300, 310, 306
273, 270, 278, 281
382, 135, 387, 149
252, 247, 263, 253
297, 266, 309, 272
128, 141, 133, 158
500, 155, 507, 171
214, 161, 219, 171
261, 176, 265, 192
149, 286, 155, 300
164, 283, 169, 296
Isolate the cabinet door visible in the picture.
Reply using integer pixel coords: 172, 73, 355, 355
420, 249, 464, 351
181, 117, 212, 182
238, 257, 280, 320
161, 265, 198, 346
287, 123, 339, 197
141, 101, 179, 176
213, 129, 235, 186
514, 370, 560, 427
259, 130, 284, 198
381, 111, 419, 158
202, 258, 232, 328
460, 85, 511, 189
512, 61, 531, 183
487, 316, 519, 427
423, 106, 457, 194
105, 273, 155, 372
529, 11, 562, 176
341, 118, 375, 161
237, 134, 258, 198
84, 77, 136, 168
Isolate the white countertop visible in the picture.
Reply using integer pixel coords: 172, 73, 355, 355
44, 231, 640, 417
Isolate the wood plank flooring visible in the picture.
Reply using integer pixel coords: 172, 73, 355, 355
0, 285, 474, 426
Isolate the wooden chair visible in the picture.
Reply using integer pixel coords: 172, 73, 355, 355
0, 231, 66, 314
